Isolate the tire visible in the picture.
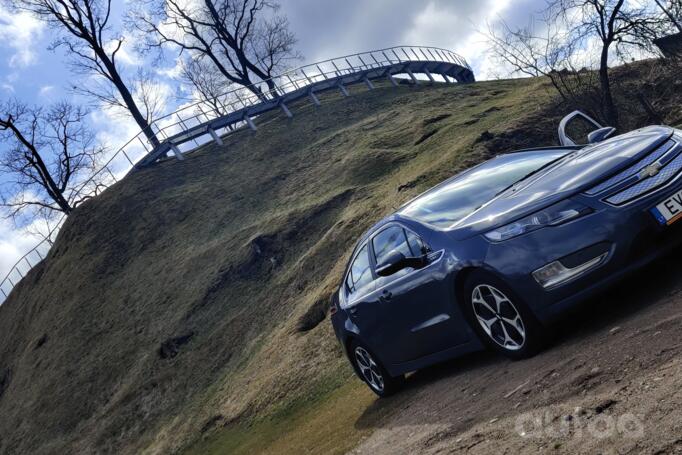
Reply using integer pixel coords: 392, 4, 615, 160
350, 340, 404, 397
463, 270, 545, 360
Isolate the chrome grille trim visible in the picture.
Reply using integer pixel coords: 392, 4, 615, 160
585, 139, 677, 195
606, 148, 682, 204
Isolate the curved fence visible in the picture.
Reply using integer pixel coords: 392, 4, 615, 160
0, 45, 473, 303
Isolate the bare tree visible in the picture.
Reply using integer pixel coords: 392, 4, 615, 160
0, 100, 105, 219
652, 0, 682, 32
130, 0, 301, 100
86, 68, 169, 127
180, 58, 232, 115
487, 17, 604, 120
548, 0, 668, 127
7, 0, 161, 147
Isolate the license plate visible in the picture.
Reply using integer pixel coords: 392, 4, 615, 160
651, 189, 682, 225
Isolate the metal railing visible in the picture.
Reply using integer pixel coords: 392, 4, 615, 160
0, 45, 473, 303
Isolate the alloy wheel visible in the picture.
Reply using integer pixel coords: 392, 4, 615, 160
354, 346, 385, 392
471, 284, 526, 351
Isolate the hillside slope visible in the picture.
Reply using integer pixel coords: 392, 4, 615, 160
1, 64, 676, 454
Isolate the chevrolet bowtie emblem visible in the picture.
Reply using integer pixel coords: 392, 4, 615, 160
639, 162, 662, 179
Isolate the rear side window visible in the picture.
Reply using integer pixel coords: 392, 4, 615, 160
372, 226, 413, 265
346, 245, 373, 295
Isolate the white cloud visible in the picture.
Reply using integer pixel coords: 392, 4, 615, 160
39, 85, 54, 97
401, 0, 515, 80
0, 5, 45, 68
157, 57, 184, 79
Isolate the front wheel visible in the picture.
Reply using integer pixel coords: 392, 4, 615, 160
463, 271, 545, 359
350, 341, 404, 397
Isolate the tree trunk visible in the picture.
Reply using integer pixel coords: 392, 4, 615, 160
599, 44, 619, 127
95, 47, 160, 149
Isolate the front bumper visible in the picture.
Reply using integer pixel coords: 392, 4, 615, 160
484, 175, 682, 323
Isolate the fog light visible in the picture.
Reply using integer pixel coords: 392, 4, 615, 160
532, 253, 608, 289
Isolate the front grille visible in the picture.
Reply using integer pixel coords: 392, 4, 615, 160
585, 140, 676, 195
583, 139, 682, 205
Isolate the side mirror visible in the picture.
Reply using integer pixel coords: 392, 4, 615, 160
375, 250, 425, 277
587, 127, 616, 144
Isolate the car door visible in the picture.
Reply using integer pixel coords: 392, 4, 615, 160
369, 224, 466, 365
343, 243, 384, 344
558, 110, 614, 146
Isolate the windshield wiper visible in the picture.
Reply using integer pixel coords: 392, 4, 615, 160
494, 152, 576, 198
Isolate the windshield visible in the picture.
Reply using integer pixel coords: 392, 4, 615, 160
399, 149, 570, 228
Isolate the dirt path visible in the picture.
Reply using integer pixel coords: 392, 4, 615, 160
350, 249, 682, 454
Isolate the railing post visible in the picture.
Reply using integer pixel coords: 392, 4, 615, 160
137, 136, 150, 153
106, 168, 117, 182
331, 60, 341, 77
279, 101, 293, 118
208, 127, 224, 146
308, 89, 321, 106
170, 143, 185, 160
424, 68, 435, 83
121, 148, 134, 166
316, 64, 328, 80
406, 68, 419, 85
197, 105, 211, 122
337, 82, 350, 97
344, 58, 354, 71
243, 114, 257, 131
286, 74, 298, 90
300, 68, 314, 84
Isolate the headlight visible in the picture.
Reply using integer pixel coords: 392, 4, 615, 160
484, 200, 592, 242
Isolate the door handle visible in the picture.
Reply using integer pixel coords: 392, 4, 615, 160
379, 290, 392, 302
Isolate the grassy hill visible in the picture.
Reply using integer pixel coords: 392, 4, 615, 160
0, 63, 678, 454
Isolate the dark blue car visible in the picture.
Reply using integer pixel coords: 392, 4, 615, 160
330, 112, 682, 396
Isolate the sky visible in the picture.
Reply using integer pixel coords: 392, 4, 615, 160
0, 0, 546, 288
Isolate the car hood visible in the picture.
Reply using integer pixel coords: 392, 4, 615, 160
450, 126, 674, 239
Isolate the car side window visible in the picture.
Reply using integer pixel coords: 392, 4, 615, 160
372, 226, 413, 266
346, 244, 373, 296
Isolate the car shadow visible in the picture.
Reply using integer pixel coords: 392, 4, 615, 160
353, 245, 682, 434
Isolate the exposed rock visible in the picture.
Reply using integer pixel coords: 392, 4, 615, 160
0, 369, 11, 399
158, 332, 195, 360
296, 297, 329, 333
34, 334, 48, 350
